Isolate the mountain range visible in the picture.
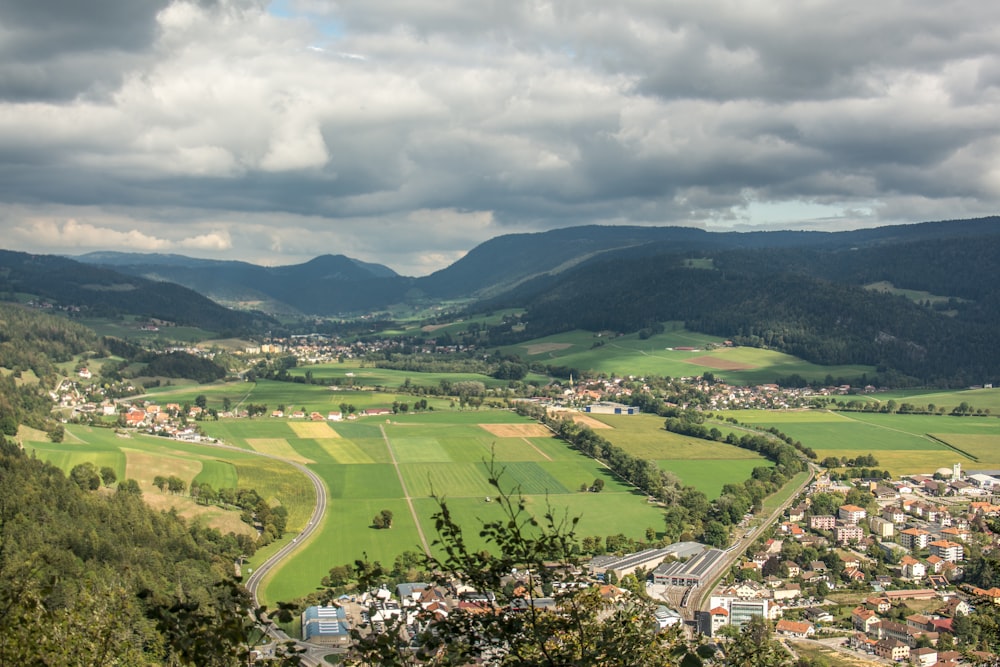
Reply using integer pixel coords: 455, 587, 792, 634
70, 216, 1000, 317
3, 215, 1000, 384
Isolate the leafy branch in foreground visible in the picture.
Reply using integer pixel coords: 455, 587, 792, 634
343, 457, 784, 667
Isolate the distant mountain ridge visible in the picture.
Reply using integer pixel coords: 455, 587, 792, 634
75, 252, 404, 315
72, 216, 1000, 316
0, 249, 274, 334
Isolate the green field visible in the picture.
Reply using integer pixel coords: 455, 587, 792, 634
500, 326, 875, 384
284, 359, 549, 390
580, 414, 773, 498
201, 408, 670, 605
726, 409, 1000, 476
23, 425, 314, 535
836, 387, 1000, 415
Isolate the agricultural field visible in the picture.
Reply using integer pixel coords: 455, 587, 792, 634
143, 378, 454, 414
196, 408, 668, 605
77, 317, 219, 342
835, 386, 1000, 415
726, 409, 1000, 476
500, 326, 875, 384
285, 359, 549, 390
20, 424, 312, 538
580, 413, 774, 498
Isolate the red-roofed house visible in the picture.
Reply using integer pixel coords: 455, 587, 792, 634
775, 620, 814, 638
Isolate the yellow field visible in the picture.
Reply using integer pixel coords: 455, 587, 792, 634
124, 448, 202, 492
246, 438, 314, 464
929, 433, 1000, 467
314, 438, 374, 464
817, 448, 967, 477
479, 423, 551, 438
142, 492, 256, 537
288, 421, 340, 439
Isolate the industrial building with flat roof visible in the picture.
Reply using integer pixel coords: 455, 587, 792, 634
588, 542, 709, 579
302, 605, 351, 646
652, 548, 726, 587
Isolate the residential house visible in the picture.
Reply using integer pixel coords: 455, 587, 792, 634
775, 620, 814, 638
882, 507, 906, 524
787, 505, 807, 522
865, 596, 892, 614
900, 555, 926, 580
839, 553, 861, 570
852, 607, 881, 634
708, 607, 729, 635
911, 647, 938, 667
874, 639, 910, 662
844, 567, 866, 582
925, 555, 947, 574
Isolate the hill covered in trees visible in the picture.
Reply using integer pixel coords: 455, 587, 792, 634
0, 249, 275, 334
0, 439, 287, 666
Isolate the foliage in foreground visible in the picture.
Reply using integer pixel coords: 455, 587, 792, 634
342, 460, 791, 667
0, 436, 300, 666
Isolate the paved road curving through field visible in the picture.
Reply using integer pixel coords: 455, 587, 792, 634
194, 438, 329, 665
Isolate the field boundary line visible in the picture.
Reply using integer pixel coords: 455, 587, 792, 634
520, 437, 552, 461
380, 425, 432, 556
925, 434, 979, 462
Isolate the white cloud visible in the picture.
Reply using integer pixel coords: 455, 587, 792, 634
0, 0, 999, 273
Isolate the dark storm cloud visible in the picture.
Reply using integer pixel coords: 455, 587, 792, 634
0, 0, 176, 100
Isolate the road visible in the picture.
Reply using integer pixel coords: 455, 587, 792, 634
192, 437, 330, 666
685, 463, 818, 616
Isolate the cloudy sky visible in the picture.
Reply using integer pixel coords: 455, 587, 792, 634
2, 0, 999, 275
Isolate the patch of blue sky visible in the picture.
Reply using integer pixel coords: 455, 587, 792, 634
267, 0, 345, 38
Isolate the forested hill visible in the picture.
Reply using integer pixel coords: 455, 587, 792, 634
417, 216, 1000, 298
0, 440, 266, 665
76, 251, 409, 316
0, 250, 275, 334
485, 235, 1000, 387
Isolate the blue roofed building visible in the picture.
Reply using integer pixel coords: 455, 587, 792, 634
302, 605, 351, 646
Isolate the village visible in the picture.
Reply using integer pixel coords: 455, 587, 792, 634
292, 462, 1000, 665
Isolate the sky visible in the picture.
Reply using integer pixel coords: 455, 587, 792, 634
2, 1, 1000, 276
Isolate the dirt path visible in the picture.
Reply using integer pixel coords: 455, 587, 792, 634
380, 424, 432, 555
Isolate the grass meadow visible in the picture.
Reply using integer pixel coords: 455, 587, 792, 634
193, 406, 672, 605
835, 387, 1000, 415
724, 409, 1000, 476
581, 414, 774, 498
22, 425, 312, 537
500, 326, 875, 384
